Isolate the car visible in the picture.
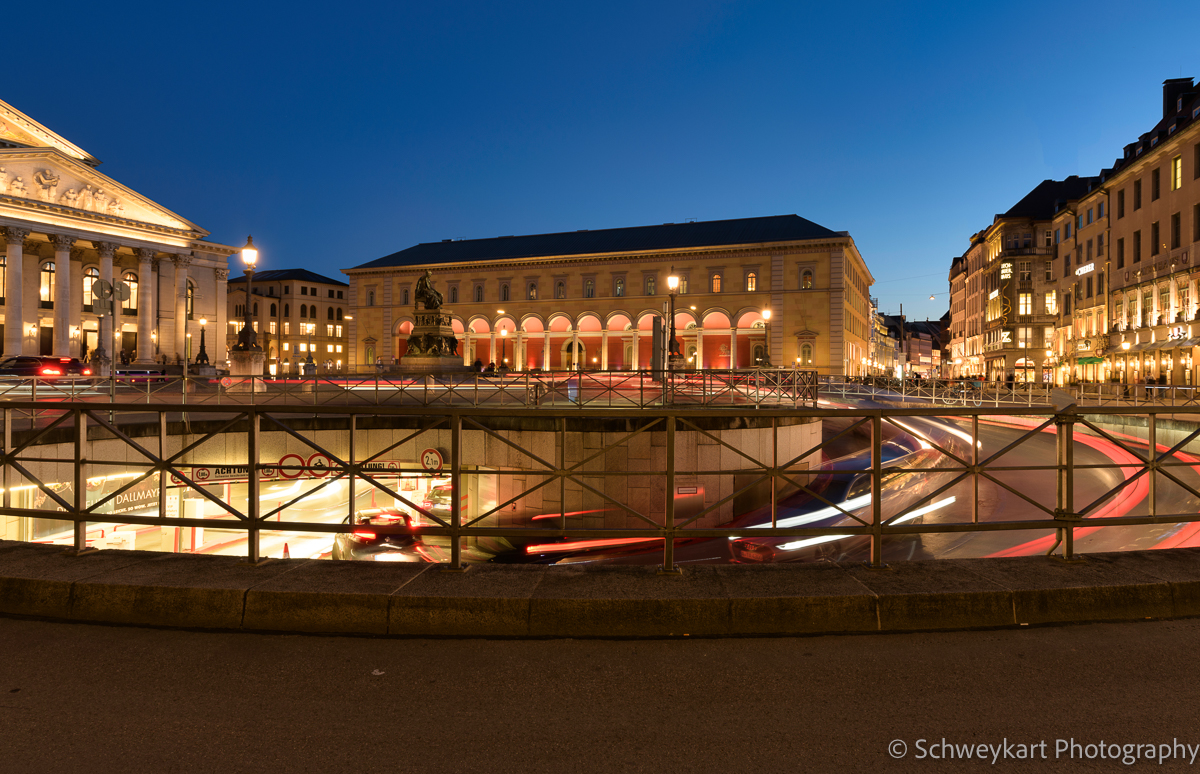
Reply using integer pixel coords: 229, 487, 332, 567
0, 356, 93, 377
331, 509, 424, 562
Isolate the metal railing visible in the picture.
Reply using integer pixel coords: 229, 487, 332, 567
823, 377, 1057, 407
0, 368, 818, 409
3, 399, 1200, 571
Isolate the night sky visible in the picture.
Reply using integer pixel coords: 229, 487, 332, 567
7, 0, 1199, 321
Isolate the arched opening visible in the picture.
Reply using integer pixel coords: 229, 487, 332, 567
122, 271, 139, 315
83, 266, 99, 312
39, 262, 54, 308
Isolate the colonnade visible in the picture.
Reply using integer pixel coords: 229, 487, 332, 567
1, 225, 227, 365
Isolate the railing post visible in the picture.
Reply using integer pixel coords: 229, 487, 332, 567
869, 412, 884, 568
971, 413, 979, 524
1148, 413, 1157, 518
70, 407, 93, 554
246, 409, 260, 563
349, 414, 357, 527
446, 413, 464, 571
661, 411, 680, 574
1055, 406, 1076, 560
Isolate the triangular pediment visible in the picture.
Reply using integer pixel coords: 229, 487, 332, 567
0, 98, 99, 165
795, 329, 819, 338
0, 148, 203, 235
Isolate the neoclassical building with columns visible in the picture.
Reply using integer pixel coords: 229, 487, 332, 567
344, 215, 874, 376
0, 98, 234, 366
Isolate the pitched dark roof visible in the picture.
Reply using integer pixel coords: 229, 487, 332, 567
351, 215, 845, 270
228, 268, 348, 287
1002, 177, 1098, 220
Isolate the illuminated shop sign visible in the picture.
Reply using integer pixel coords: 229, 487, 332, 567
989, 290, 999, 300
1000, 263, 1013, 280
1075, 263, 1094, 276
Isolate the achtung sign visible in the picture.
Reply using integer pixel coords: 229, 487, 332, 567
173, 454, 404, 484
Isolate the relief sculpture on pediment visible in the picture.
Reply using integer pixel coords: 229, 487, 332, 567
34, 169, 59, 202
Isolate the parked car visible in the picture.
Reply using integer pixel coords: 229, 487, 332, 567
0, 356, 93, 377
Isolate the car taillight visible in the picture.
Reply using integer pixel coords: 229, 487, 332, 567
352, 529, 376, 540
82, 368, 92, 376
40, 367, 62, 376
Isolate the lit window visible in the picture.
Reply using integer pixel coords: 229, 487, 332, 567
83, 266, 99, 310
645, 276, 655, 295
284, 322, 290, 334
269, 322, 277, 334
799, 343, 813, 365
614, 278, 624, 297
1044, 291, 1057, 314
585, 280, 594, 298
122, 271, 138, 314
299, 343, 307, 353
800, 270, 813, 290
335, 325, 343, 337
336, 345, 343, 353
1172, 156, 1183, 190
1018, 293, 1032, 315
327, 324, 334, 337
711, 273, 722, 293
283, 342, 289, 351
327, 344, 334, 353
745, 272, 756, 291
528, 283, 537, 300
39, 261, 54, 307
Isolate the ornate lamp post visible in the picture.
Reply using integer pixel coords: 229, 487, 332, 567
760, 308, 772, 367
195, 318, 210, 365
500, 327, 509, 371
232, 236, 260, 352
667, 269, 682, 370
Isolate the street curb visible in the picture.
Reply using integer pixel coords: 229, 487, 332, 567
1, 540, 1198, 637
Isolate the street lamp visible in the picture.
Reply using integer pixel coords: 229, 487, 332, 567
195, 318, 210, 365
666, 269, 681, 370
500, 327, 508, 370
233, 236, 260, 352
760, 308, 772, 367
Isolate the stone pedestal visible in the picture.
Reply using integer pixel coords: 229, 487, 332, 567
399, 308, 469, 373
228, 350, 266, 392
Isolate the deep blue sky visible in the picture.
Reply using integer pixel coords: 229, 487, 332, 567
7, 0, 1199, 321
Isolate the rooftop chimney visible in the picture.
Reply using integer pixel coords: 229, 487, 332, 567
1163, 77, 1194, 117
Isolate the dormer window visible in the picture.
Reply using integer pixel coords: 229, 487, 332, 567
1179, 96, 1184, 112
1151, 137, 1158, 147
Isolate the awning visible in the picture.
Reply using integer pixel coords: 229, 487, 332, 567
1076, 356, 1104, 365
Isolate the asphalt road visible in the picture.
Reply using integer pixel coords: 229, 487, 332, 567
3, 615, 1200, 773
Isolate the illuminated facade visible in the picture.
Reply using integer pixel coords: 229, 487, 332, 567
0, 97, 234, 366
1101, 78, 1200, 386
225, 269, 349, 375
344, 215, 875, 376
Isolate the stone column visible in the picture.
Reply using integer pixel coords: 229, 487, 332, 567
462, 331, 471, 366
214, 267, 228, 365
1171, 279, 1179, 323
69, 247, 84, 357
50, 234, 74, 356
95, 242, 117, 365
696, 328, 705, 369
730, 327, 739, 369
172, 254, 191, 362
601, 330, 608, 370
2, 227, 30, 356
1190, 276, 1198, 321
543, 332, 550, 370
489, 330, 496, 365
515, 332, 524, 370
134, 248, 156, 363
632, 331, 640, 370
571, 330, 579, 370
